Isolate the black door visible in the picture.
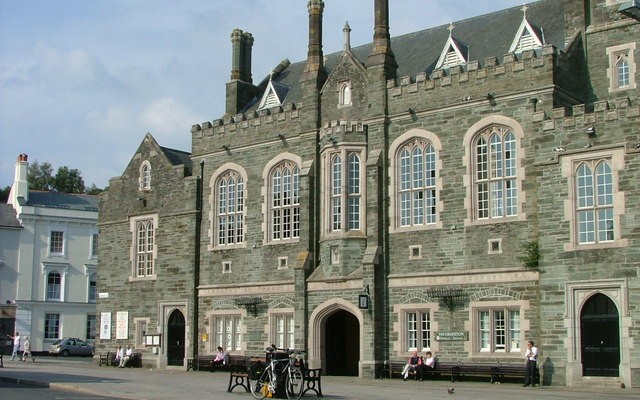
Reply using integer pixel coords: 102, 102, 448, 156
580, 293, 620, 377
167, 310, 185, 366
324, 310, 359, 376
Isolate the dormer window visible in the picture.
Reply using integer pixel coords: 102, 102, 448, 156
509, 5, 544, 54
139, 161, 151, 191
338, 81, 352, 107
435, 23, 468, 70
258, 78, 289, 110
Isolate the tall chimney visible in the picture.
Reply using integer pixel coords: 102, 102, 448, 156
230, 29, 243, 81
241, 32, 254, 83
367, 0, 397, 77
8, 153, 29, 207
302, 0, 326, 78
226, 29, 257, 115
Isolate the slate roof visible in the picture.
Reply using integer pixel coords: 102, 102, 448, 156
247, 0, 565, 112
160, 146, 192, 167
25, 191, 99, 212
0, 203, 21, 228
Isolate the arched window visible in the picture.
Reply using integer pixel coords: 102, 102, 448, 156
398, 139, 437, 227
216, 171, 245, 246
135, 219, 155, 277
139, 161, 151, 191
473, 126, 518, 220
339, 81, 352, 106
616, 56, 630, 88
576, 160, 614, 244
327, 150, 362, 232
270, 161, 300, 241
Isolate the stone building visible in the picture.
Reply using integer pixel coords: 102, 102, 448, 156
96, 0, 640, 388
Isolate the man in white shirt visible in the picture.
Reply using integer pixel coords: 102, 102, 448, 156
523, 340, 539, 387
119, 345, 133, 368
8, 332, 21, 361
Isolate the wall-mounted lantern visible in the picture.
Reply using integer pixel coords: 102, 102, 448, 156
359, 285, 370, 309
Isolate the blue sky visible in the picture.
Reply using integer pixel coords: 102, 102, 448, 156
0, 0, 526, 189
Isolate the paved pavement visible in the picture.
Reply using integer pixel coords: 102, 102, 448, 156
0, 356, 638, 400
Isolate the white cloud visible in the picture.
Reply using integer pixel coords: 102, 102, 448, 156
0, 0, 527, 189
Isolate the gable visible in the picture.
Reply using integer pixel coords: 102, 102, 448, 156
258, 79, 289, 110
509, 16, 544, 53
435, 36, 468, 70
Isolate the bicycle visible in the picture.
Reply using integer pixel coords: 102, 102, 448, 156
251, 346, 305, 400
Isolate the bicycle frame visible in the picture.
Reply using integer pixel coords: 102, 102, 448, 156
251, 346, 305, 400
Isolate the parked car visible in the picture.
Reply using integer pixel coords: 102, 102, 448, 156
49, 338, 94, 357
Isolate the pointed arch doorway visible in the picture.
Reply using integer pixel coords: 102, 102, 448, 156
580, 293, 620, 377
167, 309, 185, 366
325, 309, 360, 376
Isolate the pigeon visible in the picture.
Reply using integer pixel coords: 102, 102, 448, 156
447, 387, 455, 394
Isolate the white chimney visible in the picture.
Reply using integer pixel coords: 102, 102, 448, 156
8, 153, 29, 207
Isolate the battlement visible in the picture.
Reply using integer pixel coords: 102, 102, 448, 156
531, 97, 640, 132
386, 45, 556, 100
191, 103, 299, 138
320, 120, 367, 136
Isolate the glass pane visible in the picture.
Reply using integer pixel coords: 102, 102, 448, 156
479, 311, 490, 352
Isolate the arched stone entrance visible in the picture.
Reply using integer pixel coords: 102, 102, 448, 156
580, 293, 620, 377
325, 309, 359, 376
167, 309, 185, 366
308, 298, 363, 377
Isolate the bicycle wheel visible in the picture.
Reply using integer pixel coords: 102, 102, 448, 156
285, 367, 304, 400
251, 366, 272, 399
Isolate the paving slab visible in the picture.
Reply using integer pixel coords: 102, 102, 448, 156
0, 357, 638, 400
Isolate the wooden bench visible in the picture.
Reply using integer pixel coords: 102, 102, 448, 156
443, 362, 531, 384
380, 359, 529, 384
98, 351, 114, 366
123, 352, 142, 368
302, 368, 323, 397
492, 363, 535, 384
186, 355, 217, 371
227, 355, 252, 393
380, 360, 431, 380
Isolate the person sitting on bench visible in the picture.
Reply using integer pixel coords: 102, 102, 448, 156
119, 345, 133, 368
401, 351, 423, 381
213, 346, 228, 369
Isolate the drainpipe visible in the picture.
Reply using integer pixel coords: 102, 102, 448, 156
193, 161, 204, 360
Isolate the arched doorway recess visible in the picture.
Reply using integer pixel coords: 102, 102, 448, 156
325, 310, 359, 376
580, 293, 620, 377
167, 309, 186, 366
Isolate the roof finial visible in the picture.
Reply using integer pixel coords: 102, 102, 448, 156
343, 21, 351, 51
521, 4, 529, 17
447, 22, 455, 37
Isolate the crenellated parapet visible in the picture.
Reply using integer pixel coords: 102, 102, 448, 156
319, 120, 368, 147
386, 45, 557, 106
531, 97, 640, 133
191, 103, 299, 139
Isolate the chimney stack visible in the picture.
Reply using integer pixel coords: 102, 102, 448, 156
8, 153, 29, 207
226, 29, 257, 115
367, 0, 397, 77
301, 0, 327, 80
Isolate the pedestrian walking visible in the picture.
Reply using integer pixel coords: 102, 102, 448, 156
7, 332, 21, 361
21, 336, 35, 362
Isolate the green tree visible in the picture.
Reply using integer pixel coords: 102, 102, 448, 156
85, 183, 104, 195
54, 166, 85, 194
0, 185, 10, 203
27, 161, 55, 191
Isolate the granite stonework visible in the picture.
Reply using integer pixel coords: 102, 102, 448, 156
96, 0, 640, 388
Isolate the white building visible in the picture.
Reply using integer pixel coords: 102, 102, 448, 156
2, 154, 99, 352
